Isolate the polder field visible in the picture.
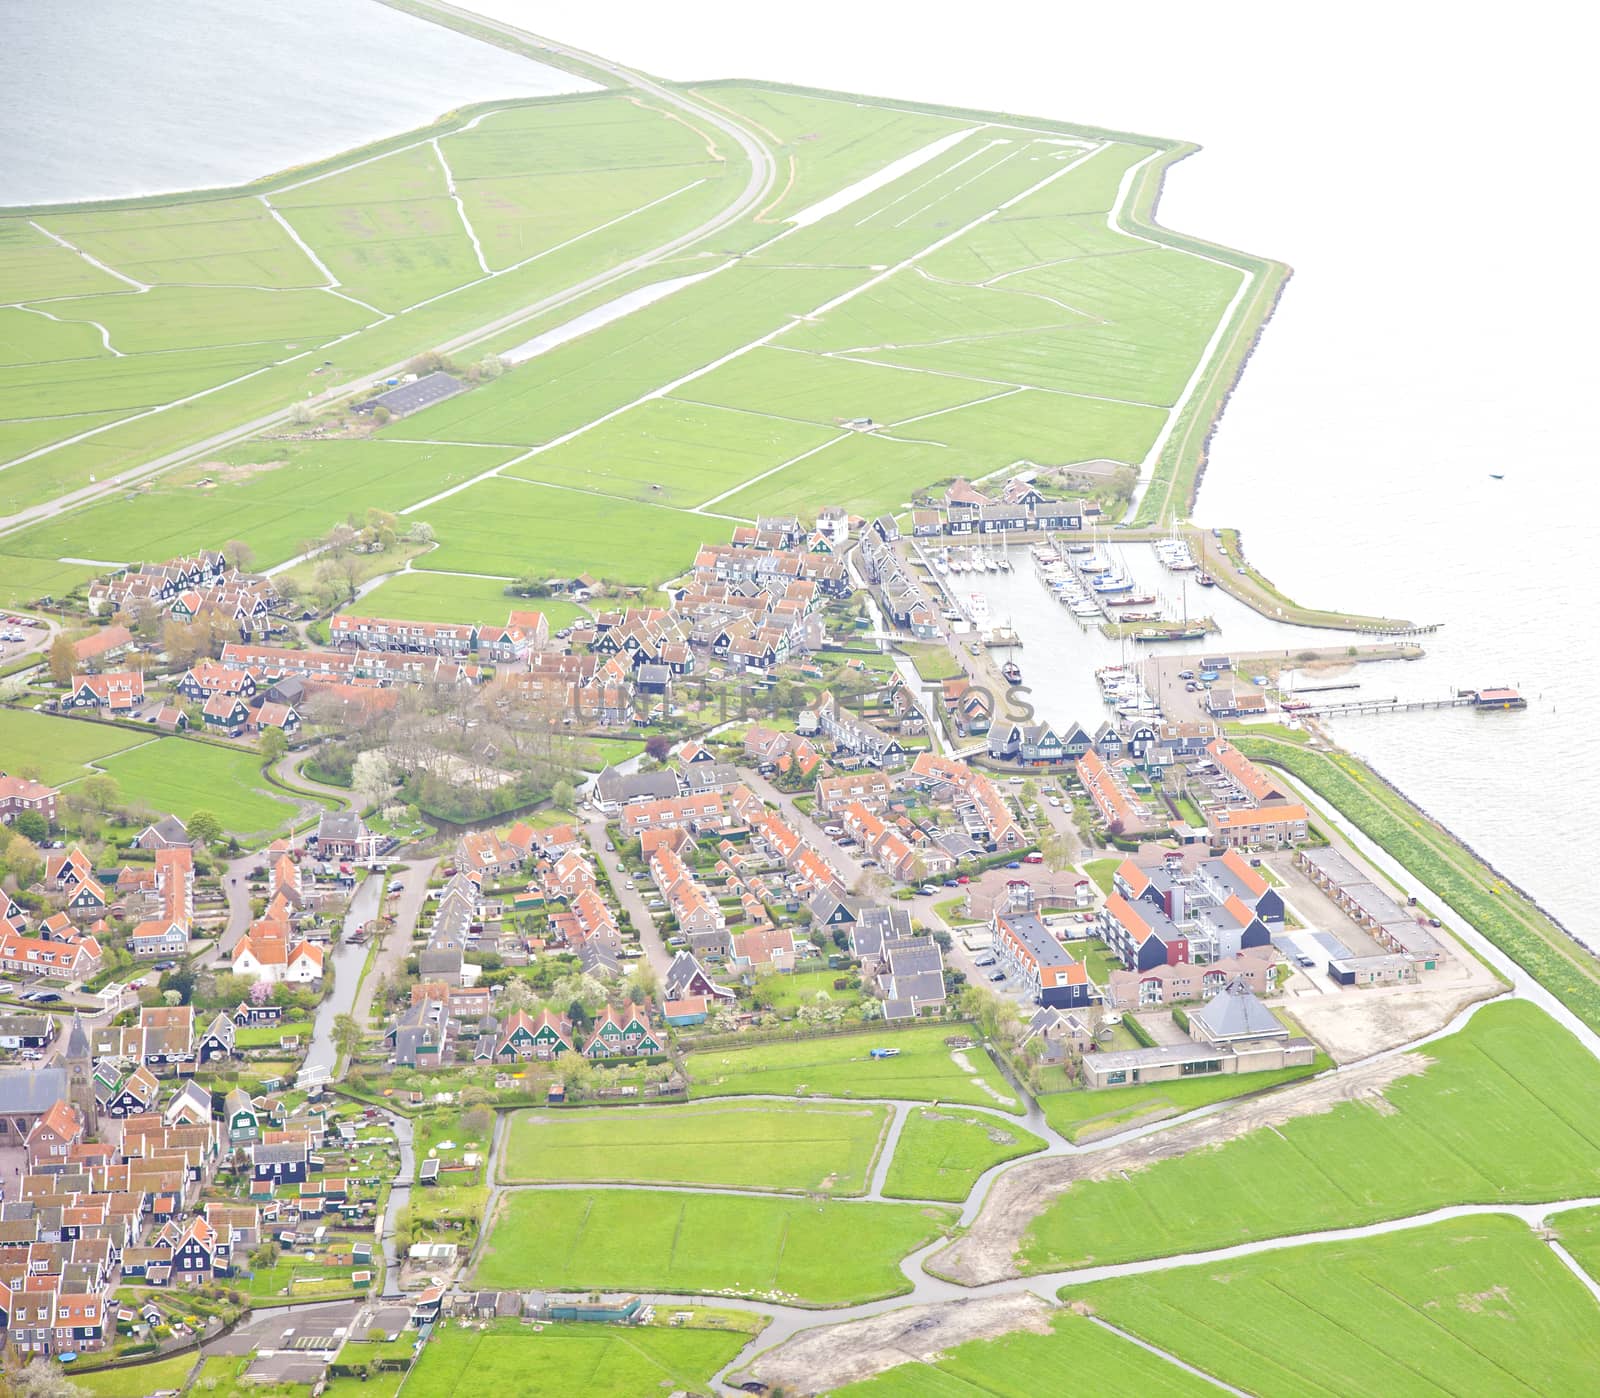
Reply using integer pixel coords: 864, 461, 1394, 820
1014, 1000, 1600, 1274
0, 77, 1275, 605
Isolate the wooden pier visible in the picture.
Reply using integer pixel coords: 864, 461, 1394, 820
1300, 690, 1524, 718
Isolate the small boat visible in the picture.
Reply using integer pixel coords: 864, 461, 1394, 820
1196, 572, 1216, 587
1001, 661, 1023, 685
1106, 593, 1157, 608
1489, 473, 1504, 480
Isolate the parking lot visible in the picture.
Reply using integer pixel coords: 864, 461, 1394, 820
0, 612, 51, 663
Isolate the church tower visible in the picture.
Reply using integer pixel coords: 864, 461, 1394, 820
64, 1014, 96, 1132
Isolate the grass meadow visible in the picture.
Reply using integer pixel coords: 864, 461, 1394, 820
404, 1318, 747, 1398
0, 709, 147, 785
5, 439, 515, 570
97, 739, 300, 834
419, 475, 720, 585
1019, 1000, 1600, 1273
691, 83, 967, 221
1073, 1215, 1600, 1398
882, 1107, 1045, 1202
354, 570, 586, 628
477, 1188, 955, 1305
685, 1025, 1022, 1114
501, 1100, 888, 1194
832, 1309, 1222, 1397
1036, 1055, 1329, 1142
510, 395, 837, 508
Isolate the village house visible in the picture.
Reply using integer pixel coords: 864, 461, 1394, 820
0, 773, 58, 826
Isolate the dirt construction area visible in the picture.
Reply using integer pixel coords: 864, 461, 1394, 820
743, 1293, 1058, 1394
930, 1048, 1433, 1286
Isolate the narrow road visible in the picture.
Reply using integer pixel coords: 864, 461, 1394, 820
584, 818, 670, 980
742, 769, 865, 889
353, 858, 438, 1025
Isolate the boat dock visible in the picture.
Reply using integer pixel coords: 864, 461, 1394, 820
1297, 688, 1527, 718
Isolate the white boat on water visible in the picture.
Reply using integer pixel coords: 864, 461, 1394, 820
968, 593, 991, 627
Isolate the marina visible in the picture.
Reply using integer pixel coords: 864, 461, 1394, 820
1027, 536, 1219, 642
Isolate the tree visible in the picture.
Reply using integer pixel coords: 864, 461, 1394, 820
260, 726, 288, 764
9, 1360, 86, 1397
249, 978, 272, 1006
73, 773, 121, 818
333, 1013, 363, 1064
11, 810, 47, 844
289, 401, 314, 426
644, 735, 674, 762
3, 835, 42, 888
188, 810, 224, 847
352, 751, 393, 809
549, 779, 575, 813
47, 635, 76, 687
461, 1104, 492, 1138
159, 965, 196, 1004
224, 539, 256, 573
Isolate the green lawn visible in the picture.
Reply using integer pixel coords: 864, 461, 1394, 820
899, 642, 963, 683
685, 1026, 1022, 1115
420, 475, 722, 586
691, 83, 966, 222
501, 1100, 888, 1194
97, 739, 300, 835
1081, 858, 1119, 895
352, 570, 587, 629
757, 967, 861, 1013
882, 1107, 1046, 1202
5, 438, 519, 572
510, 396, 837, 510
831, 1309, 1222, 1397
477, 1188, 955, 1305
235, 1020, 307, 1048
1035, 1055, 1330, 1142
0, 708, 147, 786
404, 1318, 746, 1398
1019, 1000, 1600, 1273
70, 1353, 199, 1397
1072, 1215, 1600, 1398
1554, 1203, 1600, 1282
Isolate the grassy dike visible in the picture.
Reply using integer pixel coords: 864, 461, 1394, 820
1238, 736, 1600, 1031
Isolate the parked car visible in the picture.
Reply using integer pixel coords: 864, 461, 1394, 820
974, 954, 996, 968
1023, 852, 1044, 865
1005, 860, 1022, 869
956, 875, 970, 885
942, 878, 959, 888
988, 971, 1006, 982
667, 935, 687, 947
916, 884, 937, 895
1178, 669, 1195, 679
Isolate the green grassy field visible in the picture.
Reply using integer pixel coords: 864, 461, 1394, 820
97, 739, 300, 835
5, 438, 516, 570
830, 1309, 1222, 1397
420, 475, 720, 585
692, 83, 966, 221
354, 569, 587, 628
509, 396, 838, 509
40, 195, 325, 287
501, 1100, 888, 1194
882, 1107, 1045, 1202
404, 1318, 746, 1398
477, 1188, 955, 1305
1019, 1000, 1600, 1273
1554, 1203, 1600, 1282
0, 92, 750, 517
69, 1352, 199, 1398
714, 430, 955, 520
685, 1025, 1022, 1115
1072, 1216, 1600, 1398
0, 708, 148, 785
1036, 1055, 1330, 1142
672, 344, 1001, 427
274, 146, 482, 312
